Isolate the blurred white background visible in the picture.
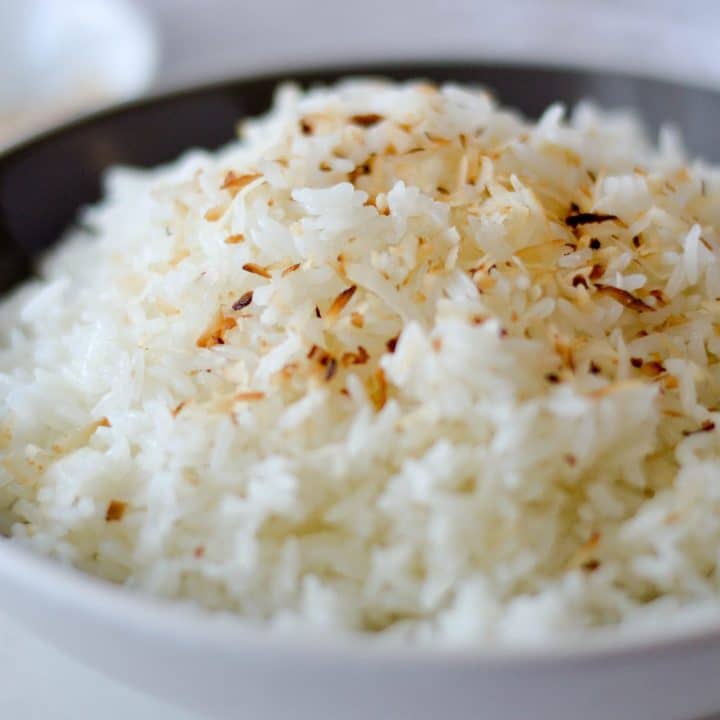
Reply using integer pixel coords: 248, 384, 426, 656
144, 0, 720, 89
2, 0, 720, 146
1, 1, 720, 718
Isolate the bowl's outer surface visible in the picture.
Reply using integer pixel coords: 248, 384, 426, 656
2, 62, 720, 720
3, 541, 720, 720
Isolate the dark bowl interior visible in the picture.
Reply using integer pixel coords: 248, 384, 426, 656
1, 61, 719, 295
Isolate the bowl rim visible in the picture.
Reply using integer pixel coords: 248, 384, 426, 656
3, 535, 720, 665
2, 56, 719, 164
2, 59, 720, 664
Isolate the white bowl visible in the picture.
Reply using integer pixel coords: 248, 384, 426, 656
2, 63, 720, 720
1, 538, 720, 720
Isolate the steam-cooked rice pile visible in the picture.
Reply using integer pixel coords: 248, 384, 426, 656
2, 80, 720, 644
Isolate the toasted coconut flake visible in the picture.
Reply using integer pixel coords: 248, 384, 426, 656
595, 284, 654, 312
683, 420, 716, 436
425, 132, 451, 145
236, 391, 265, 402
566, 212, 619, 228
648, 289, 667, 307
662, 409, 684, 419
172, 401, 188, 417
336, 252, 347, 277
282, 263, 301, 277
341, 346, 370, 367
658, 315, 686, 330
232, 291, 254, 311
204, 206, 224, 222
367, 368, 387, 411
308, 346, 339, 381
326, 285, 357, 321
222, 171, 262, 193
349, 161, 372, 183
583, 531, 601, 552
224, 234, 245, 245
554, 337, 575, 370
105, 500, 127, 522
242, 263, 272, 279
324, 357, 338, 381
350, 113, 384, 127
589, 264, 605, 281
351, 312, 365, 328
641, 361, 666, 377
197, 313, 237, 348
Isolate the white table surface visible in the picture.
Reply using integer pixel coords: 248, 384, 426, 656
0, 611, 195, 719
3, 1, 720, 718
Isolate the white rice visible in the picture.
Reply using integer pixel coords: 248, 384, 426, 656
2, 79, 720, 645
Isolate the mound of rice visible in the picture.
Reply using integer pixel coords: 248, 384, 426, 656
2, 79, 720, 644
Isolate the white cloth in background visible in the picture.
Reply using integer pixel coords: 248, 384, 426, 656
0, 0, 156, 146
